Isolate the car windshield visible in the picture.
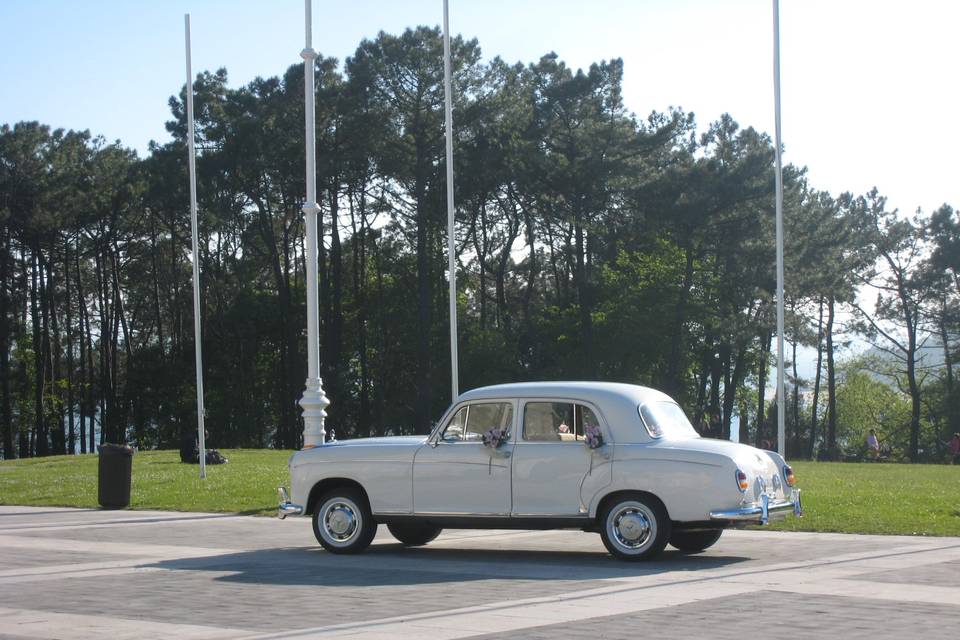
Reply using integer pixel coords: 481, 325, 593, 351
639, 402, 699, 439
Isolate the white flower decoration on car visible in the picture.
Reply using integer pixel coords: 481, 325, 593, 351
482, 427, 509, 449
585, 424, 604, 449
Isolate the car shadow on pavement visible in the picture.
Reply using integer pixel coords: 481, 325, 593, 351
146, 544, 750, 587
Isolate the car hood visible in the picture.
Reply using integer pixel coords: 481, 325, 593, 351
326, 435, 427, 447
289, 435, 427, 468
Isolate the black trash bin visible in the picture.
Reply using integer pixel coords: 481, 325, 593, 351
98, 443, 134, 509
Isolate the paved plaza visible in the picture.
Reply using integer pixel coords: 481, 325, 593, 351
0, 505, 958, 639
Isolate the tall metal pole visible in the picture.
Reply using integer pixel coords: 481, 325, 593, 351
184, 14, 206, 478
442, 0, 459, 401
299, 0, 329, 448
772, 0, 786, 458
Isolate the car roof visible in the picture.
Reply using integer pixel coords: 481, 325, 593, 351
456, 382, 678, 443
459, 381, 670, 403
446, 382, 683, 444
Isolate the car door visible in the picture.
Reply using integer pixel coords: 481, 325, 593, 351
511, 399, 613, 516
412, 400, 516, 515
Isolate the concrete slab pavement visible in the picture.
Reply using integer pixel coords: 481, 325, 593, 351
0, 506, 957, 639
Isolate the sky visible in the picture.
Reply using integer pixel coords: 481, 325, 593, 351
2, 0, 958, 219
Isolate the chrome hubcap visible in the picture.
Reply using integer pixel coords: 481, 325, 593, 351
610, 503, 654, 551
323, 501, 358, 542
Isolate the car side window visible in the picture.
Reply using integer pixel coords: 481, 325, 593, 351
441, 403, 513, 442
464, 403, 513, 442
523, 402, 600, 442
441, 406, 468, 442
577, 405, 600, 440
524, 402, 571, 441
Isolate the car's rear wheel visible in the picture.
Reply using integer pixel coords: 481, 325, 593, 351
599, 493, 671, 561
387, 523, 443, 546
312, 488, 377, 554
669, 528, 723, 552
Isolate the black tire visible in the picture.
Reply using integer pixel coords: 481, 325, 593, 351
312, 488, 378, 554
387, 523, 443, 546
599, 493, 671, 561
669, 528, 723, 552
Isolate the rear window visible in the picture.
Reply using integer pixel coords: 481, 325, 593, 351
639, 402, 699, 439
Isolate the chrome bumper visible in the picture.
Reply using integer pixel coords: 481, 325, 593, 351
709, 488, 802, 525
278, 487, 303, 519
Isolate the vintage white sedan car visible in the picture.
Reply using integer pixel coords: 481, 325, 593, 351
278, 382, 802, 560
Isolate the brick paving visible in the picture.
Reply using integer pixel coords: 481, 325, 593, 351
468, 592, 960, 640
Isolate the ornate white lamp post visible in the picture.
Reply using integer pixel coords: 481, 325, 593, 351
299, 0, 329, 448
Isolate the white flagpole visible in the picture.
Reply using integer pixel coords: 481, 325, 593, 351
772, 0, 786, 458
184, 14, 206, 478
299, 0, 329, 448
443, 0, 459, 401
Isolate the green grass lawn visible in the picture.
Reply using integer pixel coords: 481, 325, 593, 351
1, 451, 959, 535
0, 449, 291, 516
767, 461, 960, 536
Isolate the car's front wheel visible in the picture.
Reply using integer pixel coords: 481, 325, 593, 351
387, 523, 443, 546
312, 488, 378, 554
669, 528, 723, 552
599, 493, 671, 561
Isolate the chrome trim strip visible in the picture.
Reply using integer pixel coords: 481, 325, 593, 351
413, 512, 512, 517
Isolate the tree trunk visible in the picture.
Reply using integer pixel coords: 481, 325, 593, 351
903, 303, 921, 461
17, 251, 29, 458
94, 250, 113, 444
350, 188, 372, 437
520, 205, 537, 334
755, 331, 771, 447
939, 301, 957, 436
31, 249, 47, 456
327, 186, 344, 431
791, 334, 799, 456
254, 198, 294, 448
825, 295, 837, 458
809, 296, 824, 459
708, 343, 723, 436
414, 132, 433, 433
738, 399, 749, 444
473, 202, 488, 329
0, 227, 12, 459
111, 244, 133, 444
665, 244, 695, 396
150, 224, 165, 358
77, 247, 95, 453
44, 254, 66, 454
721, 346, 747, 441
65, 240, 75, 454
573, 221, 595, 377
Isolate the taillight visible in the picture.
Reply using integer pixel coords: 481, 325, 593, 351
783, 465, 796, 486
735, 469, 749, 492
